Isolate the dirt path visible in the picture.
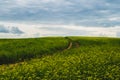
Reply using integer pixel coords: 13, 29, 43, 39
65, 37, 80, 50
67, 42, 72, 49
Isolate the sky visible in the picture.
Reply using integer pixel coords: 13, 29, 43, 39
0, 0, 120, 38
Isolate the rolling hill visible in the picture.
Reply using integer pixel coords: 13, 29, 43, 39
0, 37, 120, 80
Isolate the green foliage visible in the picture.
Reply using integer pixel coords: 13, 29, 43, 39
0, 37, 120, 79
0, 37, 68, 64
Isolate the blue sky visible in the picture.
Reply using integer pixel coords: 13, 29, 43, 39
0, 0, 120, 38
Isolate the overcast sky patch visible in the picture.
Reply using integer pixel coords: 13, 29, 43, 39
0, 0, 120, 38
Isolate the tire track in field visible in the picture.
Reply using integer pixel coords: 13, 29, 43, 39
65, 37, 80, 50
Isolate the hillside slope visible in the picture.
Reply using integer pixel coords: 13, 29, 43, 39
0, 37, 120, 80
0, 37, 68, 64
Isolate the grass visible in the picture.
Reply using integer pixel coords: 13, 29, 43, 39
0, 37, 120, 80
0, 37, 68, 64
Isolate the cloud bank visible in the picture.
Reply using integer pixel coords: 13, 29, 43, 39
0, 0, 120, 27
0, 22, 119, 38
0, 25, 24, 34
0, 0, 120, 38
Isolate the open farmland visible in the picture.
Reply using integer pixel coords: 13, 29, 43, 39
0, 37, 120, 80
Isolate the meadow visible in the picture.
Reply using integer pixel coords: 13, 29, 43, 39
0, 37, 120, 80
0, 37, 68, 64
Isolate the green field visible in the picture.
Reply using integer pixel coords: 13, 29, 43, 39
0, 37, 120, 80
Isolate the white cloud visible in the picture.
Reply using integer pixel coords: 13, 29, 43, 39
109, 17, 120, 21
0, 21, 119, 38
